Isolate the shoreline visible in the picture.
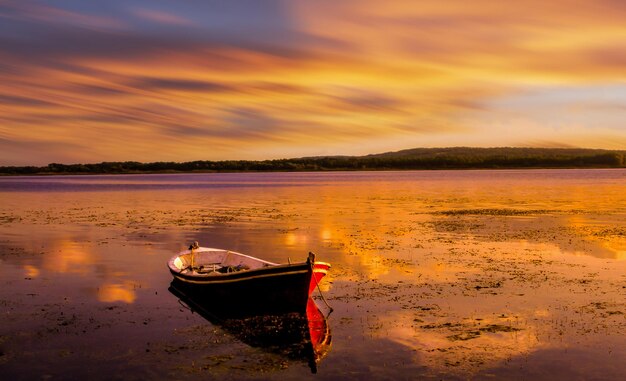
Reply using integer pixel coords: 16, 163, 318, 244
1, 147, 624, 176
1, 165, 625, 177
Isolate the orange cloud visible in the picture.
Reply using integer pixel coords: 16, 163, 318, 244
1, 1, 625, 165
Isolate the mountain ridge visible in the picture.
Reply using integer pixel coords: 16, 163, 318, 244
1, 147, 625, 175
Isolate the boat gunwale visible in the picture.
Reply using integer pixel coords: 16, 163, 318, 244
170, 260, 311, 281
167, 248, 313, 284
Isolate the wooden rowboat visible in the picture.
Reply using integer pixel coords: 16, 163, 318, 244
167, 243, 330, 316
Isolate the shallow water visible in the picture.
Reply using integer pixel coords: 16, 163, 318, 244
1, 169, 625, 380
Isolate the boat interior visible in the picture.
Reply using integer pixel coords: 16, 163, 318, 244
171, 247, 278, 275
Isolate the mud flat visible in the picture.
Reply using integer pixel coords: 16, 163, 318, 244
1, 170, 625, 380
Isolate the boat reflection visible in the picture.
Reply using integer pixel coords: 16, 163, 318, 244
168, 279, 332, 373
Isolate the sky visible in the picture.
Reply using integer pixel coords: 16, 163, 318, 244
1, 0, 626, 165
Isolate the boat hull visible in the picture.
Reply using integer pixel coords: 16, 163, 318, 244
169, 261, 313, 316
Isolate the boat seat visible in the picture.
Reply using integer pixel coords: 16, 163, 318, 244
196, 264, 221, 273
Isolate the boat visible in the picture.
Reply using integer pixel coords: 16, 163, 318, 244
169, 281, 332, 373
167, 243, 331, 316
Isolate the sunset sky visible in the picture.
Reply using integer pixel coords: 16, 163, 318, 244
1, 0, 626, 165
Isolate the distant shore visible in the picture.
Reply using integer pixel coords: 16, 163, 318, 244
1, 147, 624, 175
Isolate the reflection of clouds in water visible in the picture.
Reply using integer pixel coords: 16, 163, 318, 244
43, 239, 95, 274
98, 282, 137, 304
321, 228, 333, 241
331, 232, 624, 373
23, 264, 40, 278
18, 237, 140, 304
284, 231, 308, 247
377, 310, 542, 374
567, 215, 626, 260
1, 171, 625, 378
430, 213, 626, 260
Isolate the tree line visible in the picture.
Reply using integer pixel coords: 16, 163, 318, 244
1, 147, 624, 175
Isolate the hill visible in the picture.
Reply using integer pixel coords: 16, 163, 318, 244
0, 147, 624, 175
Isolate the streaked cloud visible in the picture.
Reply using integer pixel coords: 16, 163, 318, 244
133, 77, 237, 93
1, 0, 625, 165
130, 7, 194, 26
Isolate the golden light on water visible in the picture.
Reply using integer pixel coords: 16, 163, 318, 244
566, 215, 626, 260
11, 234, 141, 304
1, 170, 625, 378
380, 311, 543, 373
97, 282, 137, 304
42, 240, 95, 275
23, 264, 40, 278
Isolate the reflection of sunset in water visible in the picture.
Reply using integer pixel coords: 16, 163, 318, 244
321, 228, 333, 242
23, 264, 40, 278
379, 310, 542, 373
284, 231, 308, 247
337, 233, 625, 375
42, 239, 95, 274
10, 235, 142, 304
1, 171, 625, 379
97, 282, 137, 304
566, 215, 626, 260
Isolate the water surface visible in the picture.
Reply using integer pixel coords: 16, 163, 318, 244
1, 170, 625, 380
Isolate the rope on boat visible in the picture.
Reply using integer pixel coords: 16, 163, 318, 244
309, 252, 333, 316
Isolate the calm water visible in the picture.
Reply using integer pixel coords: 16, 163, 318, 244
1, 170, 625, 380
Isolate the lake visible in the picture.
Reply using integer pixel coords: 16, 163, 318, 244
1, 169, 625, 380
